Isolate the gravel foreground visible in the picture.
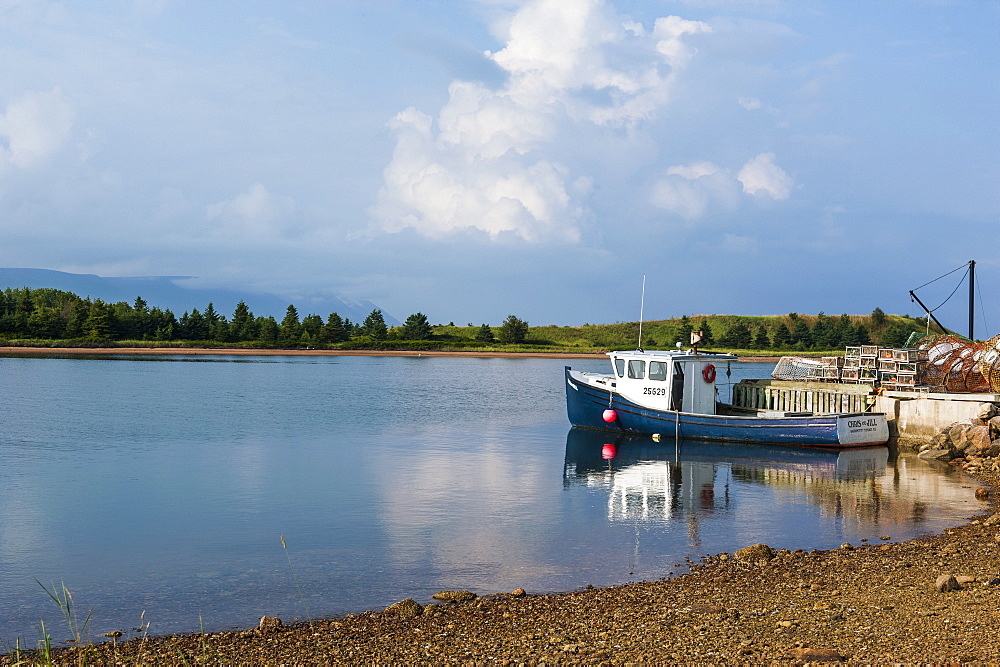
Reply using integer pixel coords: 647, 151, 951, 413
4, 458, 996, 665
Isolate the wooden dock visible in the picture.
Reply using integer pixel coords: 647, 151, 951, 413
732, 379, 877, 414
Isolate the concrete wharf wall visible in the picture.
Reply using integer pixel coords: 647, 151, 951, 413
875, 391, 1000, 440
732, 379, 1000, 440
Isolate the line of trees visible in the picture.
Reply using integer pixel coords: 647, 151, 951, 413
0, 287, 532, 347
0, 286, 932, 351
649, 309, 928, 351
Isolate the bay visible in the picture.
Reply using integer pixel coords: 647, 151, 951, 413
0, 354, 983, 645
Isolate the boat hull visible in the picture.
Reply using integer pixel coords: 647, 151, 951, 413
566, 367, 889, 448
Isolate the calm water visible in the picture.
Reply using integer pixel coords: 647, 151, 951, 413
0, 354, 985, 645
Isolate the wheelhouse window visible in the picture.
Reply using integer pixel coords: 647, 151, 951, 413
627, 359, 645, 379
648, 361, 667, 381
615, 358, 625, 377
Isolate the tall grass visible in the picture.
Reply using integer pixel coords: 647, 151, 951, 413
35, 580, 92, 646
280, 534, 312, 625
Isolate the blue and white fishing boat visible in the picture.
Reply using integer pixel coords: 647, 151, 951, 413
565, 348, 889, 448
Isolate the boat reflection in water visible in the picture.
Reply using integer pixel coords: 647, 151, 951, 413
562, 428, 976, 546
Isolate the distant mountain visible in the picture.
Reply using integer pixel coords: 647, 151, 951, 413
0, 268, 394, 325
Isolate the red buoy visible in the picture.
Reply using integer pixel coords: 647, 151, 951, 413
602, 444, 617, 460
603, 409, 617, 422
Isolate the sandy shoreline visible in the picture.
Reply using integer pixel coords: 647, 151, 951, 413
0, 346, 782, 362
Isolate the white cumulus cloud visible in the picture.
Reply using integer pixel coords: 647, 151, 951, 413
372, 0, 711, 242
651, 152, 795, 220
737, 152, 793, 199
650, 161, 741, 221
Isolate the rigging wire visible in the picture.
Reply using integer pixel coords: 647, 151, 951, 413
977, 276, 991, 337
919, 265, 969, 313
911, 263, 968, 292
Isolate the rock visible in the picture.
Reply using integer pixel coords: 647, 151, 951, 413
432, 590, 477, 603
956, 575, 977, 585
511, 588, 526, 597
734, 543, 774, 563
258, 616, 283, 635
979, 403, 998, 420
976, 487, 991, 500
982, 512, 1000, 526
684, 603, 726, 614
989, 416, 1000, 439
935, 575, 962, 592
785, 647, 844, 662
918, 448, 954, 461
969, 426, 992, 454
948, 423, 973, 448
385, 598, 423, 618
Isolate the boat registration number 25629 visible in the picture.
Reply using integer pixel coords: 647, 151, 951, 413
643, 387, 667, 396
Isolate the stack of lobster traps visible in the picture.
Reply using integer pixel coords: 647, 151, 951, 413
815, 355, 844, 381
773, 335, 1000, 394
841, 346, 879, 384
839, 345, 928, 389
876, 347, 929, 390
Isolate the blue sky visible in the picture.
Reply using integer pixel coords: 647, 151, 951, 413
1, 0, 997, 334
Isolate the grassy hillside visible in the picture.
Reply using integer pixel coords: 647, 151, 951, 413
431, 311, 948, 355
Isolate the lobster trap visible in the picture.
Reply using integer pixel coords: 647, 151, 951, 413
916, 335, 995, 393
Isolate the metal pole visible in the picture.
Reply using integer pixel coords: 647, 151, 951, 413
969, 260, 975, 340
909, 290, 947, 335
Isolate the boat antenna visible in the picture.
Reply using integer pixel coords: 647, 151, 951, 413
637, 274, 646, 351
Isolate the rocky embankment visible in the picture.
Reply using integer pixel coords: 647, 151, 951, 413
909, 402, 1000, 473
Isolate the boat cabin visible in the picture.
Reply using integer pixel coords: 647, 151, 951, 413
607, 350, 738, 415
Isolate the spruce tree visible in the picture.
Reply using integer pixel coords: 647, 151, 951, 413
231, 301, 254, 342
83, 299, 113, 340
811, 312, 837, 350
720, 320, 752, 348
676, 315, 693, 344
258, 316, 279, 343
752, 325, 771, 349
279, 305, 301, 343
497, 315, 529, 344
401, 312, 432, 340
361, 309, 388, 340
475, 323, 494, 342
771, 323, 792, 349
697, 317, 714, 345
788, 313, 812, 348
301, 314, 324, 340
322, 312, 346, 343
